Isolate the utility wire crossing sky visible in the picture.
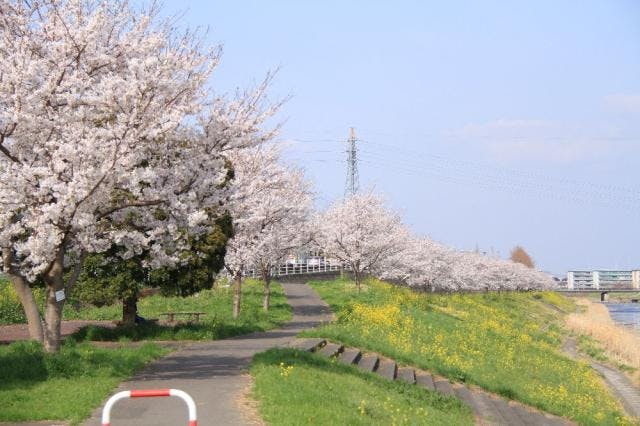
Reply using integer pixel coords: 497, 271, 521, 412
164, 0, 640, 275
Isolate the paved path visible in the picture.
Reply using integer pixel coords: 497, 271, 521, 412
83, 283, 332, 426
562, 337, 640, 418
591, 362, 640, 418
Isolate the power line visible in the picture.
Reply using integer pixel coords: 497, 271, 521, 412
283, 132, 640, 210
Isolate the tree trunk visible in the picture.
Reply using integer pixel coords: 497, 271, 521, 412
122, 296, 138, 326
3, 248, 44, 342
262, 270, 271, 312
210, 275, 217, 289
354, 268, 361, 293
232, 273, 242, 319
42, 249, 66, 353
10, 275, 44, 343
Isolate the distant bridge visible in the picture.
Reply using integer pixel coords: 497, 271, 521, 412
556, 288, 640, 302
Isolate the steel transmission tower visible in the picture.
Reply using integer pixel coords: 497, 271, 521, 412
345, 127, 359, 196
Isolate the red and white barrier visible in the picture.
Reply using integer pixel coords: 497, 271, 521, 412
101, 388, 197, 426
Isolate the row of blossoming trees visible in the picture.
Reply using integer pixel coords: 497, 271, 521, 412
314, 194, 556, 293
0, 1, 553, 353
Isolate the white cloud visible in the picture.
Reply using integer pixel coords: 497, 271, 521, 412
448, 118, 617, 163
456, 118, 554, 139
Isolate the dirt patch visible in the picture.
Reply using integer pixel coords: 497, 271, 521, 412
236, 374, 266, 426
0, 320, 115, 344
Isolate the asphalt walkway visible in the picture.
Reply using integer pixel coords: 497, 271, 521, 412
83, 283, 332, 426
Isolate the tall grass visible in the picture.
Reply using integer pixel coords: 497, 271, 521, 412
566, 299, 640, 368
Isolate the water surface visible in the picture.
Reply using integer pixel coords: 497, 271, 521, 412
605, 303, 640, 332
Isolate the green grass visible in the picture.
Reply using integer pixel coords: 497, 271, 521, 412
0, 340, 167, 425
68, 279, 292, 341
250, 348, 473, 425
577, 334, 609, 362
303, 278, 630, 426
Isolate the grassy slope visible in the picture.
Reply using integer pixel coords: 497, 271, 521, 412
67, 279, 291, 341
304, 278, 629, 426
250, 348, 473, 425
0, 340, 167, 424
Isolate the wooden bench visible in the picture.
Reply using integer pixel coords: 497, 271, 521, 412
160, 312, 206, 323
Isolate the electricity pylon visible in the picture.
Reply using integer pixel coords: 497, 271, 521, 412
345, 127, 359, 197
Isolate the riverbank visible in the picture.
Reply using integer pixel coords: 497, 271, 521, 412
303, 278, 629, 425
566, 299, 640, 379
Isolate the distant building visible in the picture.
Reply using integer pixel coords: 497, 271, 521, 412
566, 270, 640, 289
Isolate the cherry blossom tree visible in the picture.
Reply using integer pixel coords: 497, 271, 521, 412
379, 236, 555, 292
224, 146, 312, 317
250, 171, 312, 312
0, 0, 275, 351
378, 237, 459, 291
315, 194, 410, 291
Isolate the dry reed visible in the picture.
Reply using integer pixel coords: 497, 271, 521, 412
566, 299, 640, 368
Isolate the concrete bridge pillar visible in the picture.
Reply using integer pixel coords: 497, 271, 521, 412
600, 291, 609, 302
632, 271, 640, 289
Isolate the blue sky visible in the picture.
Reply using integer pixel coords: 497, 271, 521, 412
164, 1, 640, 275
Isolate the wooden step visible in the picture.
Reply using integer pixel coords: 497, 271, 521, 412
289, 338, 325, 352
396, 367, 415, 384
433, 378, 455, 396
415, 371, 436, 391
338, 348, 361, 365
317, 342, 343, 358
356, 353, 379, 372
376, 358, 397, 380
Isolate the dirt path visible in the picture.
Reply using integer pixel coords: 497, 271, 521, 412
0, 320, 115, 344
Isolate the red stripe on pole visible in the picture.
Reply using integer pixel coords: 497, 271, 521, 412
130, 389, 171, 398
189, 421, 197, 426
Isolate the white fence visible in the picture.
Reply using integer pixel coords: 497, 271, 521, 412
247, 261, 346, 278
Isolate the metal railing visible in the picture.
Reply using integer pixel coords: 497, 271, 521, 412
247, 262, 347, 278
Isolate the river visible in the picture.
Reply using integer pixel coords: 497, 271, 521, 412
605, 303, 640, 332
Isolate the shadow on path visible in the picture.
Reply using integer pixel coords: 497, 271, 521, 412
82, 283, 333, 426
